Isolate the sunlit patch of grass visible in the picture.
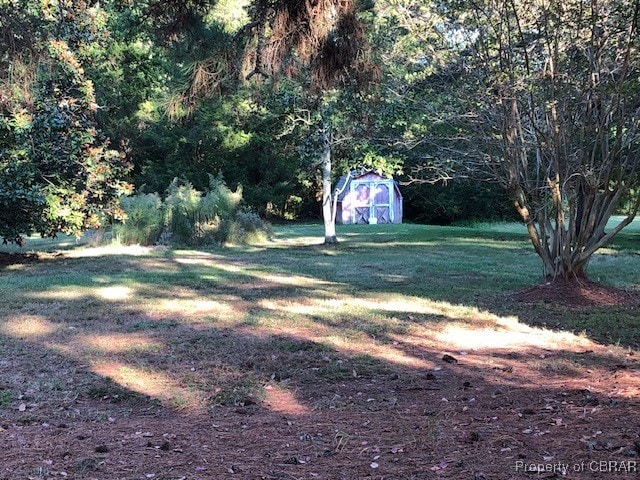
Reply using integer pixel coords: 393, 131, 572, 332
156, 297, 238, 323
91, 361, 204, 411
1, 222, 639, 419
64, 244, 158, 258
96, 285, 133, 300
431, 317, 592, 351
510, 303, 640, 349
0, 234, 88, 253
32, 288, 88, 300
76, 333, 164, 354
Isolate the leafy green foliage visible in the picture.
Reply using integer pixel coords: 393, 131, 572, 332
0, 1, 132, 243
431, 0, 640, 279
402, 179, 518, 225
2, 0, 547, 235
114, 175, 269, 246
0, 160, 42, 245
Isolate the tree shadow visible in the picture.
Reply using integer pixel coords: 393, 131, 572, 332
1, 241, 639, 479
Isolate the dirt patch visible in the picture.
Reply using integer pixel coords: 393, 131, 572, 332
1, 246, 639, 479
509, 278, 640, 307
1, 340, 639, 480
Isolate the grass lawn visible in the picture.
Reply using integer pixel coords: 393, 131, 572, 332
0, 222, 639, 479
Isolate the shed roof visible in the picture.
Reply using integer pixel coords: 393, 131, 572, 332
335, 170, 402, 201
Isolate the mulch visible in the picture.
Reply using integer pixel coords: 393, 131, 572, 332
1, 340, 639, 479
509, 278, 640, 307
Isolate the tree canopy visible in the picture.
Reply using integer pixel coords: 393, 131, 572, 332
429, 0, 640, 279
0, 0, 132, 243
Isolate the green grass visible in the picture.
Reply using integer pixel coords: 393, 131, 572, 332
0, 221, 639, 418
0, 232, 92, 253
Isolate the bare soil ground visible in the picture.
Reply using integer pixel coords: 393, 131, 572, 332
1, 252, 639, 480
511, 278, 640, 307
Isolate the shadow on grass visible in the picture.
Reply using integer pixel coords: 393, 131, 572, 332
1, 225, 639, 478
1, 287, 638, 479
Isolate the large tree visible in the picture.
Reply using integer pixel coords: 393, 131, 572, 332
0, 0, 132, 243
273, 78, 403, 242
143, 0, 382, 244
433, 0, 640, 280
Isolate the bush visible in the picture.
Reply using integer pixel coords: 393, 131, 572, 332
113, 193, 163, 245
111, 176, 271, 247
203, 174, 243, 220
223, 210, 273, 245
402, 179, 518, 225
163, 179, 203, 245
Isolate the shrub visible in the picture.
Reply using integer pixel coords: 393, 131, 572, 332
203, 174, 243, 219
111, 176, 271, 247
223, 209, 273, 245
163, 179, 203, 245
113, 193, 163, 245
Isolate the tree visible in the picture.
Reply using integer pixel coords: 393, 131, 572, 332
242, 0, 380, 244
432, 0, 640, 280
0, 0, 132, 243
140, 0, 383, 244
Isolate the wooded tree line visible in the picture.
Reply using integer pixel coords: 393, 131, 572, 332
2, 0, 640, 280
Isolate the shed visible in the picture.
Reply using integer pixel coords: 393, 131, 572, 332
335, 170, 403, 225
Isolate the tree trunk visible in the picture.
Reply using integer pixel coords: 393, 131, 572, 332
320, 127, 337, 244
444, 0, 640, 285
509, 182, 639, 282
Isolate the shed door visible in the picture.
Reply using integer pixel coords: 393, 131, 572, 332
373, 183, 391, 224
351, 181, 393, 224
354, 183, 371, 224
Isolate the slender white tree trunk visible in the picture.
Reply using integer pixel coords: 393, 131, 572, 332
320, 124, 337, 244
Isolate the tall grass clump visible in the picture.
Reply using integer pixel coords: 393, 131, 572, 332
113, 193, 163, 245
112, 175, 271, 247
163, 179, 206, 245
204, 174, 242, 220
